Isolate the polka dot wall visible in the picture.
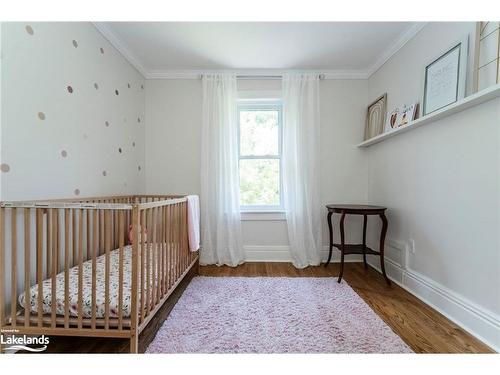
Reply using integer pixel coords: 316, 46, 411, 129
1, 22, 146, 201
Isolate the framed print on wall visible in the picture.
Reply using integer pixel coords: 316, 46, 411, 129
364, 93, 387, 140
423, 37, 468, 116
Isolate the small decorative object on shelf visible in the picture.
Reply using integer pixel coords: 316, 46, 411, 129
384, 106, 400, 132
364, 93, 387, 140
474, 22, 500, 92
423, 36, 468, 115
384, 103, 419, 133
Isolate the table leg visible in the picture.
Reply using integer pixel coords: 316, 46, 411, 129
362, 214, 368, 269
379, 212, 391, 285
338, 212, 346, 283
325, 211, 333, 267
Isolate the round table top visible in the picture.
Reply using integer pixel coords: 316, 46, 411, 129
326, 204, 387, 214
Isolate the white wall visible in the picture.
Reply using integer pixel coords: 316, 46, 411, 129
365, 22, 500, 350
1, 22, 146, 201
145, 78, 369, 261
368, 22, 478, 114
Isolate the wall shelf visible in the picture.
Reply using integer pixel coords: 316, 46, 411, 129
357, 84, 500, 148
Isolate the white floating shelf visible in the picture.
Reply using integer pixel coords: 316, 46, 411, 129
358, 84, 500, 148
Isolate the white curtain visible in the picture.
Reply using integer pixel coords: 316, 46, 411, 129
282, 73, 322, 268
200, 73, 244, 266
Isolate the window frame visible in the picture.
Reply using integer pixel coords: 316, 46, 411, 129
237, 99, 283, 212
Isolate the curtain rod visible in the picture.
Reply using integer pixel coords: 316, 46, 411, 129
235, 74, 325, 80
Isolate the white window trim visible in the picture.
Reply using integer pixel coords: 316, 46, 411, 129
241, 211, 286, 221
238, 99, 283, 213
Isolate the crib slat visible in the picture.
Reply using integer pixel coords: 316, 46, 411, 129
0, 207, 5, 329
180, 204, 183, 277
181, 203, 186, 272
174, 204, 178, 284
179, 204, 183, 274
118, 210, 124, 330
146, 208, 151, 317
170, 204, 175, 288
160, 206, 164, 299
91, 209, 97, 330
163, 206, 170, 294
140, 209, 146, 323
175, 204, 180, 283
114, 200, 118, 249
156, 207, 160, 304
180, 203, 184, 275
159, 206, 164, 299
167, 204, 172, 290
64, 209, 70, 328
165, 206, 169, 294
151, 207, 157, 307
11, 208, 17, 327
24, 209, 31, 327
46, 209, 51, 280
36, 210, 43, 326
104, 210, 111, 329
51, 209, 57, 328
100, 209, 104, 257
86, 208, 90, 261
78, 209, 84, 329
182, 202, 189, 272
130, 204, 140, 352
72, 209, 77, 267
180, 204, 184, 273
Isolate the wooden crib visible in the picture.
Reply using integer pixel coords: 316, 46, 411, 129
0, 195, 199, 353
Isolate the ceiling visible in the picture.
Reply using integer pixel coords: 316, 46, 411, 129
94, 22, 426, 79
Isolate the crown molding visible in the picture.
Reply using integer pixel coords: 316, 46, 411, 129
92, 22, 148, 78
365, 22, 428, 77
93, 22, 428, 81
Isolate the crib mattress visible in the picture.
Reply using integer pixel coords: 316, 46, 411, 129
19, 244, 167, 319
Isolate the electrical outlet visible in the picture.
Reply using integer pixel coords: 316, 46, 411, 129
408, 239, 415, 254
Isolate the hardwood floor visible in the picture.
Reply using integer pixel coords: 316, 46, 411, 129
33, 262, 493, 353
200, 262, 493, 353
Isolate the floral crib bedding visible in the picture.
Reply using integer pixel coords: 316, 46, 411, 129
19, 244, 173, 319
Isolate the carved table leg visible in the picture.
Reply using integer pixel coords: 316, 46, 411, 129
338, 211, 346, 283
362, 214, 368, 269
379, 212, 391, 285
325, 211, 333, 267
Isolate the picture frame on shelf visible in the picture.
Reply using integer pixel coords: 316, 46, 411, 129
384, 103, 419, 133
399, 103, 419, 127
473, 22, 500, 93
423, 36, 468, 116
384, 107, 400, 133
364, 93, 387, 140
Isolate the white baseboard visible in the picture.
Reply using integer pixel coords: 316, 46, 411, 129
243, 245, 362, 263
368, 239, 500, 352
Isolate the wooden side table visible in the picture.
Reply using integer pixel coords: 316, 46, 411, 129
325, 204, 391, 285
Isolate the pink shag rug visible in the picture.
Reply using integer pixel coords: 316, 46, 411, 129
146, 277, 412, 353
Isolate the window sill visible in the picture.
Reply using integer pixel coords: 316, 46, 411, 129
241, 211, 286, 221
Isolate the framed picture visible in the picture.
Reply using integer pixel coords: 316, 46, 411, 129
423, 37, 468, 116
473, 22, 500, 92
384, 107, 400, 133
384, 103, 419, 133
399, 103, 419, 127
364, 93, 387, 140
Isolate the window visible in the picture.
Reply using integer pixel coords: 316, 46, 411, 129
238, 101, 283, 211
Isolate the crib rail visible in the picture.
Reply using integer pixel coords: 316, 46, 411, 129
0, 195, 198, 353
